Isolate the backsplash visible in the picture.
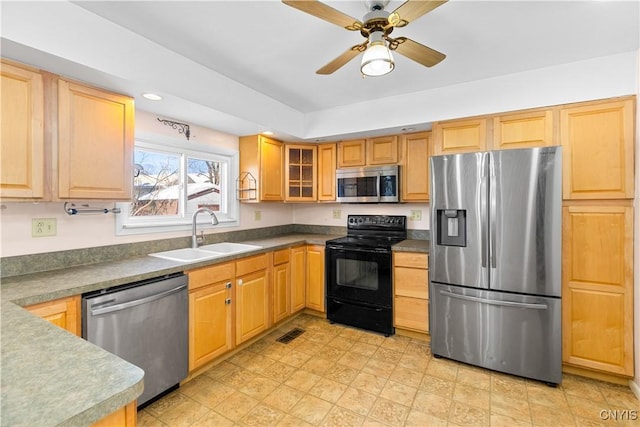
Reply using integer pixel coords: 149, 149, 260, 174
0, 224, 428, 278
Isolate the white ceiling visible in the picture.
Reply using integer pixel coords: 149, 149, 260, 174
1, 1, 639, 142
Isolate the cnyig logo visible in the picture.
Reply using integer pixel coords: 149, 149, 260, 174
599, 409, 638, 421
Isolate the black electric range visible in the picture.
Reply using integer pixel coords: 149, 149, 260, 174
325, 215, 407, 336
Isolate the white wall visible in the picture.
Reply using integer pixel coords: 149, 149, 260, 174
0, 110, 294, 257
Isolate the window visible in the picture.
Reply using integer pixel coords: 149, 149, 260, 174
116, 139, 239, 235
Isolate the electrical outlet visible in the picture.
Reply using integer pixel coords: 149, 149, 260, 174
254, 210, 261, 221
332, 209, 341, 219
410, 210, 422, 221
32, 218, 57, 237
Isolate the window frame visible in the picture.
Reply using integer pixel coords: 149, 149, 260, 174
116, 137, 239, 235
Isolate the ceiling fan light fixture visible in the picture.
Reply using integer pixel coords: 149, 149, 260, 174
360, 33, 394, 77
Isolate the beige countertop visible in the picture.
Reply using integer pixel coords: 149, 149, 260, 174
0, 233, 335, 426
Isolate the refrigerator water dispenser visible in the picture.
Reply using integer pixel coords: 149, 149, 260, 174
436, 209, 466, 246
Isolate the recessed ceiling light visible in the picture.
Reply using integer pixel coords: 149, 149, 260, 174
142, 93, 163, 101
261, 131, 274, 135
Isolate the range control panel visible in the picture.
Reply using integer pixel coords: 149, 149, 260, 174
347, 215, 406, 231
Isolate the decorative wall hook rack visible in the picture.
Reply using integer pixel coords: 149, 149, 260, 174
157, 118, 191, 141
64, 202, 121, 216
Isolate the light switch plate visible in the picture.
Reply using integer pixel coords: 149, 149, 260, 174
254, 210, 261, 221
32, 218, 57, 237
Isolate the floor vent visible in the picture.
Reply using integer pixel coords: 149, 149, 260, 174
276, 327, 305, 344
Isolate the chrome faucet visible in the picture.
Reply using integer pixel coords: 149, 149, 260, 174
192, 207, 219, 248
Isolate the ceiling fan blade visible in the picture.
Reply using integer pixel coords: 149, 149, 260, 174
388, 0, 448, 27
316, 44, 367, 75
388, 37, 445, 67
282, 0, 362, 31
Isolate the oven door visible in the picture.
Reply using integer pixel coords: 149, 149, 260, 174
326, 245, 392, 307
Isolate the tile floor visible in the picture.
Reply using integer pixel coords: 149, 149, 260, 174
139, 314, 639, 426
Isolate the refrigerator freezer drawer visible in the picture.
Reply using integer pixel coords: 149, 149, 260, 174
429, 283, 561, 384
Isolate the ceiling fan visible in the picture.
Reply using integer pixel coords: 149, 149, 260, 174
282, 0, 447, 77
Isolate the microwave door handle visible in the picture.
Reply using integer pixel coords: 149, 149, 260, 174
376, 173, 381, 202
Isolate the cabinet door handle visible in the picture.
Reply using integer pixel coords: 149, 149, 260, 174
226, 282, 232, 289
237, 279, 243, 286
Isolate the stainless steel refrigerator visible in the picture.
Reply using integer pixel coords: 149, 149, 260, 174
429, 146, 562, 385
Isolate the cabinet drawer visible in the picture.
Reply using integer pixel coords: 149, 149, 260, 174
236, 253, 268, 276
273, 249, 290, 265
394, 296, 429, 333
394, 267, 429, 299
394, 252, 428, 269
188, 262, 235, 291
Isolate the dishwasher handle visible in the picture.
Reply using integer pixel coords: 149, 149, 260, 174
90, 283, 187, 316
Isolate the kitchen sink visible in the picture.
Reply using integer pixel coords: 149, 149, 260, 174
148, 242, 261, 263
148, 248, 224, 263
198, 242, 262, 254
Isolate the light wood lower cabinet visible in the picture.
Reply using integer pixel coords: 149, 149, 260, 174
235, 254, 269, 345
305, 245, 325, 313
562, 205, 634, 377
25, 295, 81, 336
91, 401, 137, 427
273, 248, 291, 323
187, 262, 234, 372
290, 245, 306, 313
393, 252, 429, 333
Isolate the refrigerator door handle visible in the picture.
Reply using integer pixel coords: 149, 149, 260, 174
489, 156, 497, 269
480, 156, 489, 268
480, 174, 488, 268
439, 290, 549, 310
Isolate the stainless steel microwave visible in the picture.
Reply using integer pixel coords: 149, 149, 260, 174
336, 165, 400, 203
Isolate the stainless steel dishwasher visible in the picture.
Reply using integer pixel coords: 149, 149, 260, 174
82, 272, 188, 408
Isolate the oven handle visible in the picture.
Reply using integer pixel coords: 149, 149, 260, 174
331, 299, 384, 312
326, 245, 390, 254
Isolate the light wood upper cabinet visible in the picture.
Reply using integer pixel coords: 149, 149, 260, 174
187, 262, 234, 372
433, 118, 488, 155
337, 137, 398, 168
400, 132, 430, 202
393, 252, 429, 333
285, 144, 317, 202
305, 245, 325, 313
239, 135, 284, 201
290, 245, 306, 313
337, 139, 366, 168
0, 60, 45, 200
493, 109, 555, 150
58, 79, 134, 200
562, 205, 634, 377
560, 98, 635, 200
25, 295, 81, 336
367, 135, 398, 165
317, 143, 337, 201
